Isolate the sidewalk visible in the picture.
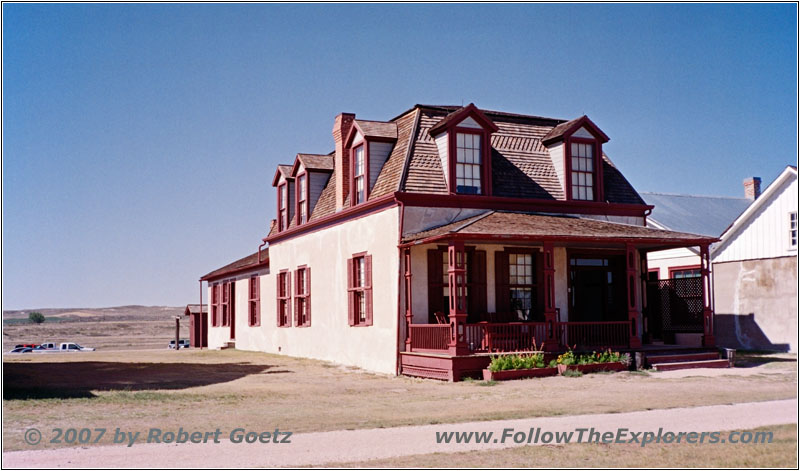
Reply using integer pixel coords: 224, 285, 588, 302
3, 399, 796, 468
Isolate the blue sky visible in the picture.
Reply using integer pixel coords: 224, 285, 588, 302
2, 4, 797, 309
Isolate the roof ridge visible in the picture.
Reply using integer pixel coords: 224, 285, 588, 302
641, 191, 750, 200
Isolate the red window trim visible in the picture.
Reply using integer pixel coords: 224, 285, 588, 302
277, 182, 289, 232
248, 275, 261, 327
276, 270, 292, 327
448, 127, 493, 196
648, 268, 661, 280
221, 281, 231, 327
211, 283, 220, 327
565, 135, 604, 202
347, 252, 373, 326
294, 265, 311, 327
295, 172, 309, 226
350, 143, 369, 207
668, 265, 701, 279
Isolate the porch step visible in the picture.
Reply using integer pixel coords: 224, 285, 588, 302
646, 352, 720, 364
651, 359, 731, 371
220, 341, 236, 350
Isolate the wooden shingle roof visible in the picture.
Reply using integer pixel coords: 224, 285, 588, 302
201, 248, 269, 281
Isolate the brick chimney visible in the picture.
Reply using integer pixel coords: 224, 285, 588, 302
332, 113, 355, 210
743, 177, 761, 200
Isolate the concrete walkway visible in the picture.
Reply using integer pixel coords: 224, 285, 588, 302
4, 399, 796, 468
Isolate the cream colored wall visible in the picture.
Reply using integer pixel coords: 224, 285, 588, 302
646, 247, 700, 279
229, 207, 401, 375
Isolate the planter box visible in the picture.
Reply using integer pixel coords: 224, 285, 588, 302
483, 367, 558, 381
568, 362, 628, 374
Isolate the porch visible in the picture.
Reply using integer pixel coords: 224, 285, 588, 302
397, 211, 718, 381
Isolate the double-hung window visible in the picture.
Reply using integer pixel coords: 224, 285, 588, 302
570, 142, 595, 201
277, 271, 291, 327
278, 183, 288, 230
297, 174, 307, 224
353, 145, 366, 204
347, 254, 372, 326
248, 276, 260, 326
455, 133, 482, 194
790, 212, 797, 249
294, 267, 311, 327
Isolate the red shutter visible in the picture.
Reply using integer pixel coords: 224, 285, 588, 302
276, 274, 282, 327
293, 270, 300, 326
287, 273, 292, 327
255, 276, 261, 326
305, 267, 311, 327
347, 258, 355, 326
495, 251, 510, 315
471, 250, 487, 319
365, 255, 373, 326
427, 249, 442, 322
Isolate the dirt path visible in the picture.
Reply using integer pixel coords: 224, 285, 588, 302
4, 399, 796, 467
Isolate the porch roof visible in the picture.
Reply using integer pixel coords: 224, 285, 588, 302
400, 211, 717, 249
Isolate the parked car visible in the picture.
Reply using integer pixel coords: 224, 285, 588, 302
8, 347, 33, 354
14, 344, 39, 349
59, 342, 95, 352
40, 342, 57, 350
168, 339, 190, 349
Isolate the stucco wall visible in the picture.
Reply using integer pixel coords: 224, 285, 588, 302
213, 207, 401, 375
713, 256, 797, 352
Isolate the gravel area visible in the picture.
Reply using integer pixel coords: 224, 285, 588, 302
4, 399, 796, 468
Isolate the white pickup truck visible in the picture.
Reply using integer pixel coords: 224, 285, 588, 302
58, 342, 95, 352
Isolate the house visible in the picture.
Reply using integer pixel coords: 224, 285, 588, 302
200, 104, 721, 381
184, 304, 208, 348
643, 166, 798, 352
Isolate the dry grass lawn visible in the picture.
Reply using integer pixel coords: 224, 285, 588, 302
3, 349, 796, 452
329, 424, 797, 468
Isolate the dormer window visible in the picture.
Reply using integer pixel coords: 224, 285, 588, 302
278, 183, 289, 230
456, 132, 482, 194
570, 142, 595, 200
428, 104, 499, 197
353, 145, 366, 204
297, 173, 307, 224
542, 115, 609, 203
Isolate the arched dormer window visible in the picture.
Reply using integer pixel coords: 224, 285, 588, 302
428, 104, 499, 196
542, 115, 609, 202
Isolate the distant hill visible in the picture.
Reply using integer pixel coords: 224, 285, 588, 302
3, 306, 185, 323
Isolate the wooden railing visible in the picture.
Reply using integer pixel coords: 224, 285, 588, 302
409, 321, 632, 353
555, 321, 631, 349
408, 324, 450, 352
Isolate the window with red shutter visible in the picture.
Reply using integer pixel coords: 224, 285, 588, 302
211, 284, 220, 327
277, 271, 291, 327
221, 282, 230, 326
294, 266, 310, 327
248, 276, 260, 327
348, 254, 372, 326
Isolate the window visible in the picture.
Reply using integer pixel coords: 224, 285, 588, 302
276, 271, 291, 327
347, 254, 372, 326
294, 266, 311, 327
221, 282, 230, 326
278, 183, 289, 231
570, 142, 595, 200
297, 174, 307, 224
353, 145, 366, 204
248, 276, 260, 327
211, 284, 220, 326
508, 253, 535, 321
669, 266, 701, 279
790, 212, 797, 249
455, 133, 482, 194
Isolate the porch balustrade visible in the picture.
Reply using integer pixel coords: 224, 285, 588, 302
408, 321, 632, 353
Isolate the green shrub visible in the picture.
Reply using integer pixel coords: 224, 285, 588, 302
488, 353, 546, 372
28, 312, 45, 324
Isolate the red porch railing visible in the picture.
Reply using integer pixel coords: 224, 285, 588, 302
409, 322, 548, 353
408, 324, 450, 352
555, 321, 631, 349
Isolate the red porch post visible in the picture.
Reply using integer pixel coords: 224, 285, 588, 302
404, 248, 413, 350
542, 242, 559, 351
625, 244, 642, 348
700, 243, 715, 346
447, 240, 469, 356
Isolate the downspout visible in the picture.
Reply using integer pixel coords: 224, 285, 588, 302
395, 196, 405, 376
257, 240, 267, 263
198, 279, 204, 350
